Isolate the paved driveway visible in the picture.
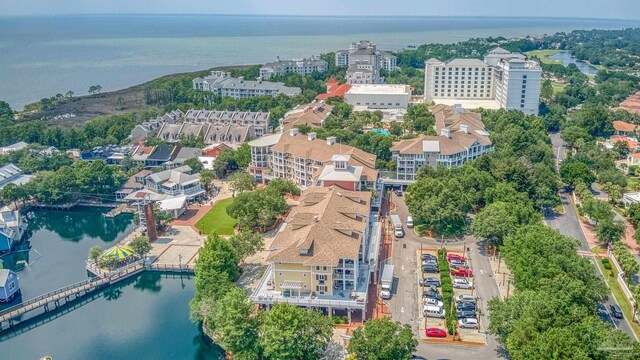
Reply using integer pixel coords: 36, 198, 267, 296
386, 191, 506, 359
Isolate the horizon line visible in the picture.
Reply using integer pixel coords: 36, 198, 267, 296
1, 13, 639, 22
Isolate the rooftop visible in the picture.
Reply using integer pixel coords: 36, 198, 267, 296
346, 84, 411, 95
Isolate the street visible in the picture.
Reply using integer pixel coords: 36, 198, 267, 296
549, 132, 636, 339
387, 192, 506, 360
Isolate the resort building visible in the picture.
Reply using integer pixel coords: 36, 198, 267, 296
315, 77, 352, 101
616, 91, 640, 115
424, 47, 542, 115
336, 41, 397, 85
259, 56, 328, 79
0, 164, 32, 190
248, 129, 378, 189
344, 84, 412, 110
144, 165, 205, 200
251, 186, 381, 322
390, 104, 493, 181
115, 169, 153, 202
192, 71, 302, 99
0, 206, 27, 253
280, 103, 334, 131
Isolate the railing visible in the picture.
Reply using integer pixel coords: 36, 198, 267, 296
0, 277, 104, 318
608, 248, 640, 326
148, 263, 195, 273
253, 295, 366, 309
251, 264, 274, 299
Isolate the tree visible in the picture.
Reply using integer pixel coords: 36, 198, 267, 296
229, 231, 263, 260
200, 169, 215, 192
213, 149, 236, 178
627, 203, 640, 226
143, 137, 169, 147
192, 234, 239, 308
129, 236, 152, 259
206, 287, 259, 360
559, 161, 596, 188
114, 96, 125, 110
234, 143, 251, 169
227, 188, 288, 231
228, 172, 257, 196
65, 90, 74, 98
613, 140, 630, 159
179, 134, 205, 148
601, 182, 622, 203
88, 85, 102, 95
89, 245, 103, 264
259, 303, 332, 360
183, 157, 204, 173
472, 202, 536, 246
347, 317, 417, 360
153, 207, 173, 231
595, 218, 625, 245
540, 79, 554, 101
265, 178, 300, 197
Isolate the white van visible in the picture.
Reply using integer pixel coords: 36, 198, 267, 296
423, 298, 444, 307
453, 278, 474, 289
458, 318, 479, 329
406, 216, 414, 228
455, 294, 476, 303
423, 305, 446, 318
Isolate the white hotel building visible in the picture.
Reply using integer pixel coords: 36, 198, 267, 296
424, 48, 542, 115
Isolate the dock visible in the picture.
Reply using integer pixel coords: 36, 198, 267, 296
0, 259, 194, 331
104, 204, 135, 218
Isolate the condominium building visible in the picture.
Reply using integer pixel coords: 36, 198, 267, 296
424, 48, 541, 115
280, 103, 333, 131
251, 186, 380, 321
336, 41, 397, 85
344, 84, 412, 110
248, 129, 378, 189
390, 104, 493, 181
193, 71, 302, 99
259, 56, 328, 79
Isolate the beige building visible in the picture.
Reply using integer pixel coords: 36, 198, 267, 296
390, 104, 493, 181
251, 186, 379, 320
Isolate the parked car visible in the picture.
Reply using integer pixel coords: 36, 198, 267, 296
610, 304, 624, 319
422, 284, 438, 293
423, 305, 446, 318
422, 259, 438, 267
423, 298, 444, 307
422, 291, 443, 301
451, 268, 473, 277
395, 229, 405, 238
452, 278, 474, 289
395, 189, 403, 196
421, 254, 437, 260
456, 310, 476, 319
455, 294, 476, 303
425, 327, 447, 338
458, 318, 479, 330
448, 259, 466, 268
456, 302, 476, 311
422, 265, 439, 273
406, 216, 414, 228
447, 254, 465, 262
420, 277, 440, 287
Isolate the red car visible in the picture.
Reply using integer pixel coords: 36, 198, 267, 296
447, 254, 465, 262
425, 327, 447, 338
451, 267, 473, 277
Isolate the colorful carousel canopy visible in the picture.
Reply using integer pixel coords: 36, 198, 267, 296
101, 245, 135, 260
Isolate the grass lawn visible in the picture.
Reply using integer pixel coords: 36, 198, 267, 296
195, 198, 238, 236
525, 49, 562, 65
595, 257, 640, 338
551, 81, 567, 94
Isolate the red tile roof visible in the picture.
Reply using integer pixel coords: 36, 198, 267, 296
327, 76, 337, 85
316, 83, 352, 100
611, 135, 639, 150
613, 120, 636, 132
618, 91, 640, 115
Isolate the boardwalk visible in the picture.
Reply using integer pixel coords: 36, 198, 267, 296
0, 261, 144, 331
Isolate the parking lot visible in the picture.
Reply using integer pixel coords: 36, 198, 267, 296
416, 247, 486, 344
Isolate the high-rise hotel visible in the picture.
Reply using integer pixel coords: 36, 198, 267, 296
424, 47, 542, 115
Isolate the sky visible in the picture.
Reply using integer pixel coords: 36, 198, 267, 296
1, 0, 639, 20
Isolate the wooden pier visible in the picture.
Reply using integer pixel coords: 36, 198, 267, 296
104, 204, 135, 218
0, 260, 195, 331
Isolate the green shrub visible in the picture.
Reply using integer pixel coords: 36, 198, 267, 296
602, 258, 612, 270
437, 249, 456, 335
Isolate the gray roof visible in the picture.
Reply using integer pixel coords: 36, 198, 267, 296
446, 58, 487, 67
0, 269, 11, 284
0, 164, 22, 182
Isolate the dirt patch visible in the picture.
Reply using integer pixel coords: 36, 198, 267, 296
18, 65, 251, 127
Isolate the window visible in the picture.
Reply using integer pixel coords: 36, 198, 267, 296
303, 273, 307, 278
8, 282, 15, 290
279, 272, 282, 276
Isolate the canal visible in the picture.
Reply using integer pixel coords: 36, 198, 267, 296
0, 208, 223, 359
548, 51, 599, 75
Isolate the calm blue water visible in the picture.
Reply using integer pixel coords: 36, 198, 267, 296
0, 209, 223, 359
549, 51, 599, 75
1, 15, 639, 109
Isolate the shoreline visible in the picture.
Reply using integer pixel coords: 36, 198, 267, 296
18, 64, 253, 127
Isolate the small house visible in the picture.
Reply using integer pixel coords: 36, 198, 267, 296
0, 269, 20, 303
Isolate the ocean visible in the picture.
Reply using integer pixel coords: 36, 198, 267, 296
1, 15, 639, 110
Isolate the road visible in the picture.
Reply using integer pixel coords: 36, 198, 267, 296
387, 192, 506, 360
549, 132, 636, 339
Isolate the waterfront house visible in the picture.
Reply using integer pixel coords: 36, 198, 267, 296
251, 186, 382, 322
0, 269, 20, 302
115, 169, 153, 202
0, 163, 32, 190
144, 165, 205, 201
144, 144, 180, 168
0, 206, 26, 253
